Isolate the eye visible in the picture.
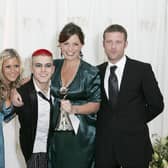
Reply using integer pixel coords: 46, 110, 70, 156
105, 40, 112, 44
5, 65, 11, 69
34, 63, 42, 68
14, 64, 20, 68
63, 42, 69, 46
74, 43, 79, 46
45, 63, 52, 68
116, 40, 122, 44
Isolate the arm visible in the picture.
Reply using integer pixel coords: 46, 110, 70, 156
142, 64, 164, 122
61, 66, 101, 115
61, 100, 100, 114
2, 102, 15, 122
2, 103, 12, 116
3, 87, 25, 122
4, 88, 24, 122
5, 95, 24, 122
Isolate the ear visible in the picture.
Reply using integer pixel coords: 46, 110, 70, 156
124, 41, 128, 48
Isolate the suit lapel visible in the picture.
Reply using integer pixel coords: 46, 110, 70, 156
118, 57, 131, 102
28, 79, 38, 132
99, 58, 132, 108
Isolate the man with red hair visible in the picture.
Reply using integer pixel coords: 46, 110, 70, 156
13, 49, 55, 168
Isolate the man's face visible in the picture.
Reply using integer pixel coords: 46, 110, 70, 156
32, 55, 55, 85
103, 32, 128, 64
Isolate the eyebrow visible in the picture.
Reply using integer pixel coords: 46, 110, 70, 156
33, 63, 52, 66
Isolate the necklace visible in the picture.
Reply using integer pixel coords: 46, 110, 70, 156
60, 59, 80, 99
59, 86, 68, 99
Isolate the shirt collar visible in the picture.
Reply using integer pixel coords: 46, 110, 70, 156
107, 55, 126, 71
33, 77, 51, 98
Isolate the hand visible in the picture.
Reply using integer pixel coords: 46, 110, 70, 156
61, 100, 73, 114
11, 88, 24, 107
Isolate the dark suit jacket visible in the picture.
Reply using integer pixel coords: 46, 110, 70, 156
13, 78, 52, 162
96, 57, 164, 166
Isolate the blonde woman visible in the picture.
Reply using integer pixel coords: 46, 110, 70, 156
0, 48, 22, 168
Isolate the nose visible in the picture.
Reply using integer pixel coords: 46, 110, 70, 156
67, 45, 74, 52
111, 42, 116, 49
41, 66, 46, 72
11, 66, 17, 73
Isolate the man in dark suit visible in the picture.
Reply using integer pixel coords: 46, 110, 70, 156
95, 24, 164, 168
13, 49, 55, 168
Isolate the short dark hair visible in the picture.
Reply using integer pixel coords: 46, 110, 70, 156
103, 24, 127, 41
59, 22, 85, 45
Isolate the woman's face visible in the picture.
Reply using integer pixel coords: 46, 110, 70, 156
2, 57, 21, 84
60, 34, 83, 60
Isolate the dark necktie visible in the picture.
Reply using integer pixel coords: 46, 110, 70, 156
37, 91, 54, 131
108, 66, 118, 107
37, 91, 52, 106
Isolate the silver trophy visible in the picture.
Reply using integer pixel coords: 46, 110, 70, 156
55, 86, 73, 131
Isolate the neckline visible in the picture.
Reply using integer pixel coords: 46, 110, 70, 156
60, 59, 81, 89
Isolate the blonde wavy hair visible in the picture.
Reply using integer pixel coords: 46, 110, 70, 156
0, 48, 22, 104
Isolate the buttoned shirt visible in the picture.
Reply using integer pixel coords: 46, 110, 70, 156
33, 78, 50, 153
104, 55, 126, 99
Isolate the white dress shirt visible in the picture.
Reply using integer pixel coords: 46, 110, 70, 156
33, 78, 51, 153
104, 55, 126, 99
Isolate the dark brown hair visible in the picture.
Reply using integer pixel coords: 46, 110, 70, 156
103, 24, 127, 41
59, 22, 85, 45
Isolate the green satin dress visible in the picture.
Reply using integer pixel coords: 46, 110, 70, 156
48, 59, 101, 168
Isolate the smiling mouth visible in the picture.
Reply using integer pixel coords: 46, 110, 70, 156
40, 75, 48, 77
39, 74, 49, 78
9, 74, 19, 78
66, 52, 75, 56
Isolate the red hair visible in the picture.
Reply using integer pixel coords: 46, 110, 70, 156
32, 49, 53, 57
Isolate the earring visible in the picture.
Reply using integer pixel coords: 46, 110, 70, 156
60, 52, 64, 58
80, 51, 83, 58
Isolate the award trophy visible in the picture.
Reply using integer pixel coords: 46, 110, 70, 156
55, 86, 73, 131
